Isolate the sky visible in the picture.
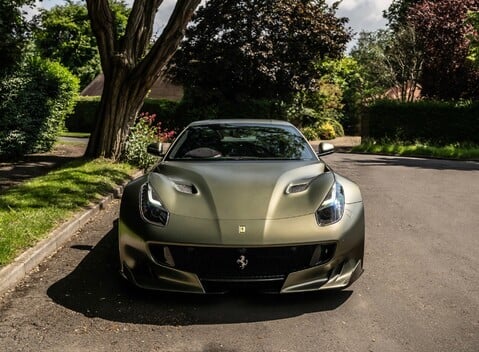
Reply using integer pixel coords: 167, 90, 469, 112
33, 0, 393, 51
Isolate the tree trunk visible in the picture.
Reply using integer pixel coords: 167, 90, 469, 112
85, 63, 149, 159
84, 0, 200, 160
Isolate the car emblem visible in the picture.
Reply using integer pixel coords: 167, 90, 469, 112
238, 225, 246, 234
236, 255, 248, 270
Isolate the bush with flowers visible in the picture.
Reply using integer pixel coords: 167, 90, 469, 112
122, 112, 176, 170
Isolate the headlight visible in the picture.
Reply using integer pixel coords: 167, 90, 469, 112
140, 183, 169, 226
316, 181, 345, 226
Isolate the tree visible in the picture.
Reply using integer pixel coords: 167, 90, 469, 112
383, 0, 421, 31
33, 0, 130, 89
350, 30, 396, 97
315, 57, 364, 133
382, 25, 424, 102
351, 27, 423, 103
0, 0, 34, 75
466, 11, 479, 67
171, 0, 351, 102
407, 0, 479, 99
85, 0, 200, 159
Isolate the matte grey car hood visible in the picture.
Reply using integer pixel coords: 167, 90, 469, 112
148, 161, 334, 221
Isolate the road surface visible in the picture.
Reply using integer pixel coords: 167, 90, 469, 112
0, 153, 478, 352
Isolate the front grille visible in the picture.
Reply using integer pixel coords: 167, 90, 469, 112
149, 243, 336, 281
201, 278, 285, 294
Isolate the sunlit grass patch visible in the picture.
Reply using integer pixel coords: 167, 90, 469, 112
59, 132, 91, 138
0, 159, 136, 266
353, 139, 479, 160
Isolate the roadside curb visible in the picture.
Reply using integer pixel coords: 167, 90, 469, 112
0, 170, 142, 297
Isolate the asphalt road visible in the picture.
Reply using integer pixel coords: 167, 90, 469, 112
0, 153, 478, 352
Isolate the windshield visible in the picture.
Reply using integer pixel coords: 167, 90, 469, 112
167, 124, 316, 161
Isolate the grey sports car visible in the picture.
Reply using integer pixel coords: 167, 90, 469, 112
119, 119, 364, 293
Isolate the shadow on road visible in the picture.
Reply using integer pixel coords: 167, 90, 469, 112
47, 223, 352, 326
338, 155, 479, 172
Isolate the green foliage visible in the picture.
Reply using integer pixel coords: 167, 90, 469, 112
122, 113, 175, 170
351, 27, 424, 104
0, 159, 135, 266
65, 97, 180, 133
171, 0, 351, 102
64, 96, 100, 132
33, 0, 130, 88
287, 57, 362, 137
174, 89, 287, 128
0, 0, 34, 75
467, 11, 479, 67
0, 57, 79, 160
314, 57, 364, 134
316, 121, 338, 140
301, 126, 319, 141
364, 100, 479, 144
351, 30, 396, 98
407, 0, 479, 99
142, 98, 180, 131
122, 113, 158, 170
383, 0, 421, 30
290, 107, 343, 140
354, 139, 479, 160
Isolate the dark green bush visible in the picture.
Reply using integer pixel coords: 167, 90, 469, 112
364, 100, 479, 144
66, 92, 285, 134
0, 57, 79, 160
142, 98, 180, 131
65, 97, 180, 133
173, 88, 287, 128
64, 96, 100, 132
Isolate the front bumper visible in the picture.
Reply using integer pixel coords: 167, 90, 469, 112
118, 202, 364, 294
120, 250, 363, 294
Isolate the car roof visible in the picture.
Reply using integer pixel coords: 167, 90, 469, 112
187, 119, 294, 127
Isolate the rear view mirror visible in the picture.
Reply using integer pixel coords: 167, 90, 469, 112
317, 142, 335, 156
147, 142, 164, 156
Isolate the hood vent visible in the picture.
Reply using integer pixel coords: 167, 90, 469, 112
286, 177, 316, 194
170, 179, 198, 194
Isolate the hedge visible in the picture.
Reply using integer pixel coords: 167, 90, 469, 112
64, 96, 100, 133
65, 97, 180, 133
0, 57, 79, 160
65, 96, 285, 133
363, 100, 479, 144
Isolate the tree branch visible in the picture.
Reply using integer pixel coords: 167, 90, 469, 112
122, 0, 164, 65
132, 0, 200, 86
86, 0, 116, 76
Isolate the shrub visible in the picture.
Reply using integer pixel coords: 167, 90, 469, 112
364, 100, 479, 144
64, 96, 100, 132
288, 107, 344, 140
316, 121, 337, 140
301, 126, 319, 140
0, 57, 79, 160
122, 112, 176, 170
142, 98, 179, 131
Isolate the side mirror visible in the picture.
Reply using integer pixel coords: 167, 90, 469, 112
317, 142, 335, 156
147, 142, 164, 156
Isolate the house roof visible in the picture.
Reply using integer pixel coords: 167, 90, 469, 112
81, 74, 184, 101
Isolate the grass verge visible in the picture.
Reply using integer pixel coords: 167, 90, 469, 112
353, 140, 479, 160
60, 132, 91, 138
0, 159, 136, 266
